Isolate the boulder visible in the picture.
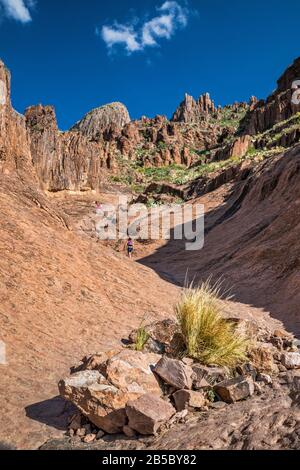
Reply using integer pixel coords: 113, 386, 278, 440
154, 357, 193, 390
126, 394, 175, 435
59, 349, 162, 435
105, 350, 161, 395
173, 390, 206, 412
214, 377, 254, 403
58, 371, 129, 433
248, 343, 277, 373
76, 349, 121, 375
193, 377, 211, 391
257, 373, 273, 385
192, 364, 229, 386
281, 352, 300, 370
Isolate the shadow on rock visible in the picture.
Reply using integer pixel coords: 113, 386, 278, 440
25, 396, 76, 431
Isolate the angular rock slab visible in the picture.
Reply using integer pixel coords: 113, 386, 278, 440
105, 349, 162, 395
214, 376, 254, 404
126, 394, 175, 435
192, 364, 229, 386
59, 370, 131, 434
248, 343, 277, 373
173, 390, 206, 411
154, 357, 193, 390
281, 352, 300, 370
81, 349, 121, 374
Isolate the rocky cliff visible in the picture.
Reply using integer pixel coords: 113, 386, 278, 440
25, 105, 115, 192
244, 57, 300, 135
71, 102, 130, 141
2, 57, 300, 195
0, 60, 33, 182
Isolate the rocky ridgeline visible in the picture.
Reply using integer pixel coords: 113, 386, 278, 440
3, 56, 300, 195
245, 58, 300, 135
0, 58, 251, 193
58, 319, 300, 445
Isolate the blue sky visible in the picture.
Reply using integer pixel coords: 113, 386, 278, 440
0, 0, 300, 129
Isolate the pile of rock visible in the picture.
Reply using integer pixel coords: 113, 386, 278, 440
58, 319, 300, 443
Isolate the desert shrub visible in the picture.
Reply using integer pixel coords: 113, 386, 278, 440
207, 389, 216, 403
175, 280, 248, 367
135, 322, 150, 352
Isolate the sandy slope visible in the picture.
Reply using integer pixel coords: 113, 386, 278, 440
140, 145, 300, 337
0, 174, 178, 449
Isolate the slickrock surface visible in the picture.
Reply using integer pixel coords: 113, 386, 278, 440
0, 173, 178, 449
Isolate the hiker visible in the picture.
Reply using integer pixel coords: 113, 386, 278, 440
127, 238, 134, 259
95, 201, 103, 216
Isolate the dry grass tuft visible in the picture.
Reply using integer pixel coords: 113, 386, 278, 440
175, 280, 248, 367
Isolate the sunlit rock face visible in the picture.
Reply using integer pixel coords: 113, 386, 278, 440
0, 80, 7, 106
71, 102, 131, 141
0, 60, 33, 179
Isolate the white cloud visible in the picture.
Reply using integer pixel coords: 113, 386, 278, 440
102, 24, 141, 53
101, 1, 189, 54
0, 0, 34, 23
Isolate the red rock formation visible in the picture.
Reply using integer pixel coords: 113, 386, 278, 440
0, 60, 33, 181
245, 58, 300, 135
172, 92, 216, 123
25, 105, 114, 191
71, 102, 130, 141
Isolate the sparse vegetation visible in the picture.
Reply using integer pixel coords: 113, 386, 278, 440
207, 389, 216, 402
175, 280, 249, 367
134, 321, 150, 352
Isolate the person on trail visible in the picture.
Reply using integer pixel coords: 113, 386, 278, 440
127, 238, 134, 259
95, 201, 102, 212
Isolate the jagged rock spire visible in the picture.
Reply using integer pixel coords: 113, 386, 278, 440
171, 92, 216, 123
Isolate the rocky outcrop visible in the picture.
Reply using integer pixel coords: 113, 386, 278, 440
25, 104, 113, 191
172, 93, 216, 123
213, 135, 252, 162
244, 57, 300, 135
0, 58, 252, 192
57, 316, 300, 447
71, 102, 130, 141
59, 350, 162, 434
0, 60, 33, 180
